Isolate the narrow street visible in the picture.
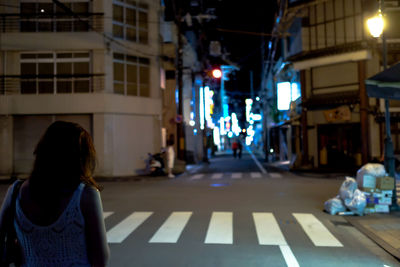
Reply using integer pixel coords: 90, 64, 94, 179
96, 150, 399, 267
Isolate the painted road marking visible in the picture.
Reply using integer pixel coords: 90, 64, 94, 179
149, 212, 192, 243
253, 213, 299, 267
253, 212, 286, 245
190, 174, 204, 180
250, 172, 262, 179
103, 212, 114, 219
293, 213, 343, 247
231, 172, 242, 179
247, 147, 267, 174
211, 173, 224, 179
280, 245, 300, 267
269, 172, 282, 179
204, 212, 233, 244
107, 212, 153, 243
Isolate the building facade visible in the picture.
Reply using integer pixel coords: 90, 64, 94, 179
0, 0, 163, 178
264, 0, 400, 171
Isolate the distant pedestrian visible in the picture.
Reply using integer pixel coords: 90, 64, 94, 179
0, 121, 109, 266
167, 134, 175, 178
232, 140, 238, 158
238, 141, 243, 159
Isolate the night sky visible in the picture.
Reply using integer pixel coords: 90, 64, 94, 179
214, 0, 277, 119
211, 0, 277, 96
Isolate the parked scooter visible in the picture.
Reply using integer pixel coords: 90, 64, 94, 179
145, 151, 166, 176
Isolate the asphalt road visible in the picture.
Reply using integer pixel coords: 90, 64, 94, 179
1, 150, 399, 267
99, 150, 399, 267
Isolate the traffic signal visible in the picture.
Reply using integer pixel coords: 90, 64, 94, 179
211, 68, 222, 79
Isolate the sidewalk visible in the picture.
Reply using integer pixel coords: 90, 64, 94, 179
345, 212, 400, 259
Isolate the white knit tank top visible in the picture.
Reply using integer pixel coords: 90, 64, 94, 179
14, 182, 90, 267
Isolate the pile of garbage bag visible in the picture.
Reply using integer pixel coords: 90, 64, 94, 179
324, 163, 389, 216
324, 177, 366, 215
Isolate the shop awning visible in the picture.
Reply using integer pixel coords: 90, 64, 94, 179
366, 62, 400, 100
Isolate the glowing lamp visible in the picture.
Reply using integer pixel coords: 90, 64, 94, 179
367, 12, 384, 38
212, 69, 222, 79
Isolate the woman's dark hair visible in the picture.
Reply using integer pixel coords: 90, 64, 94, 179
29, 121, 101, 199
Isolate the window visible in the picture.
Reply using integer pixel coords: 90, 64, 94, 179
113, 53, 150, 97
305, 0, 363, 50
112, 0, 148, 43
20, 52, 91, 94
20, 1, 90, 32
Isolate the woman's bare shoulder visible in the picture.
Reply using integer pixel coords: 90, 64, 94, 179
80, 185, 101, 212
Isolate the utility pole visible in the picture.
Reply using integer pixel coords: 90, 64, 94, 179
379, 0, 399, 211
202, 80, 209, 163
174, 3, 186, 161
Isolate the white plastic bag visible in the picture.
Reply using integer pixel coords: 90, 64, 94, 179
345, 189, 366, 216
324, 196, 346, 215
339, 177, 358, 201
356, 163, 386, 189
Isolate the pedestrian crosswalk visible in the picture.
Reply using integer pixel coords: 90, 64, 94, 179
104, 211, 341, 247
187, 172, 283, 180
104, 211, 343, 267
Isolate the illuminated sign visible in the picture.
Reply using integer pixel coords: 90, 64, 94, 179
277, 82, 301, 111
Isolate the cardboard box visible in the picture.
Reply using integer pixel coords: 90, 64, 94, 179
374, 189, 393, 197
376, 176, 395, 190
381, 190, 394, 197
361, 174, 376, 191
374, 204, 390, 213
378, 197, 392, 205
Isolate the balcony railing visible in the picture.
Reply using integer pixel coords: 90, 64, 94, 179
0, 74, 105, 95
0, 13, 104, 33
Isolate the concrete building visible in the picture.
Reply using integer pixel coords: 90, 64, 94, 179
264, 0, 400, 171
0, 0, 163, 178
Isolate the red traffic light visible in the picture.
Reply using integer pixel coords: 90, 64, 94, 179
212, 69, 222, 79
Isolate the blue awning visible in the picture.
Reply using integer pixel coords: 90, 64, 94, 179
366, 62, 400, 100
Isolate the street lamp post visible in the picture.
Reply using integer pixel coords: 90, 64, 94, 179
367, 0, 399, 211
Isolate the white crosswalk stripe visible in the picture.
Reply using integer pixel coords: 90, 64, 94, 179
204, 212, 233, 244
211, 173, 224, 179
253, 212, 286, 245
188, 172, 269, 180
250, 172, 262, 179
231, 172, 242, 179
190, 174, 204, 180
293, 213, 343, 247
107, 212, 153, 243
252, 212, 299, 267
103, 211, 114, 219
149, 212, 192, 243
269, 172, 282, 179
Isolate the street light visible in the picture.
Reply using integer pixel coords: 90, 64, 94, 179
367, 12, 384, 38
366, 0, 399, 211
